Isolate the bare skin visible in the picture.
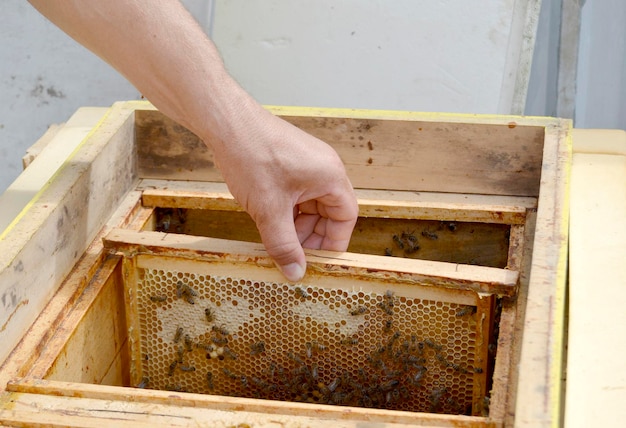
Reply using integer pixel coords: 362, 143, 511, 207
29, 0, 358, 281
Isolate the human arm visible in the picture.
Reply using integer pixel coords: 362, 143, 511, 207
28, 0, 358, 281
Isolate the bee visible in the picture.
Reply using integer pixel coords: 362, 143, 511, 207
384, 248, 393, 256
176, 280, 197, 304
179, 365, 196, 372
481, 396, 491, 417
250, 341, 266, 355
392, 234, 404, 249
383, 319, 393, 332
341, 336, 359, 346
421, 229, 438, 240
222, 368, 239, 380
149, 295, 167, 302
451, 362, 469, 374
330, 391, 350, 405
136, 376, 149, 388
310, 363, 319, 381
385, 389, 400, 405
211, 325, 229, 336
168, 360, 178, 376
287, 352, 305, 366
424, 338, 443, 351
173, 327, 184, 343
251, 376, 273, 392
377, 302, 393, 316
184, 334, 193, 352
183, 283, 198, 297
211, 336, 228, 345
473, 367, 484, 374
430, 386, 448, 412
158, 215, 171, 232
350, 306, 367, 316
294, 286, 309, 299
196, 342, 214, 352
176, 345, 184, 363
393, 230, 419, 253
327, 377, 341, 392
175, 281, 185, 298
411, 367, 427, 385
205, 307, 216, 323
436, 352, 451, 367
456, 305, 477, 317
223, 347, 238, 360
165, 383, 185, 392
239, 375, 249, 387
388, 331, 401, 344
206, 371, 214, 390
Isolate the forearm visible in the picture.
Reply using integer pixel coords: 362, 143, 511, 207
28, 0, 253, 149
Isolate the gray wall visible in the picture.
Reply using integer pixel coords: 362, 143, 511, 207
1, 0, 624, 195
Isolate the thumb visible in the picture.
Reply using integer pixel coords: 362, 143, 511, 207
256, 209, 307, 282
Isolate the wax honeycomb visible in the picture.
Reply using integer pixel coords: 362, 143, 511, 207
131, 261, 489, 415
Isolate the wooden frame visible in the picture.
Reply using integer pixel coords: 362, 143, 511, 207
0, 101, 570, 427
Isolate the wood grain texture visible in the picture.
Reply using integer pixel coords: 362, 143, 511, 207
3, 379, 500, 427
0, 191, 142, 392
0, 102, 138, 368
512, 121, 571, 427
135, 108, 551, 197
103, 228, 519, 297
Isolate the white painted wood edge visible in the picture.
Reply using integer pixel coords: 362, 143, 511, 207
0, 107, 110, 234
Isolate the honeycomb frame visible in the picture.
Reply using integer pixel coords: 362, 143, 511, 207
123, 249, 495, 416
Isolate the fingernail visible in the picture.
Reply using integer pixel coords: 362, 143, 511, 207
279, 262, 305, 282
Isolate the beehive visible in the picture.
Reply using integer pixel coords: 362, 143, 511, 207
0, 102, 570, 428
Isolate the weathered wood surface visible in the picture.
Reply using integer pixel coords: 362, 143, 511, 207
140, 179, 535, 225
0, 190, 142, 391
135, 106, 556, 197
140, 180, 527, 269
512, 121, 571, 427
35, 256, 128, 385
0, 102, 138, 368
0, 101, 570, 428
103, 228, 519, 297
1, 379, 500, 427
0, 107, 109, 234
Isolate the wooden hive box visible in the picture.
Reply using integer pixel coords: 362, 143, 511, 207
0, 102, 570, 427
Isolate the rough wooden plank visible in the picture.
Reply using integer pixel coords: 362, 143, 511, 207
513, 120, 571, 427
21, 123, 63, 169
135, 108, 552, 197
103, 228, 519, 297
3, 379, 499, 427
0, 107, 110, 233
0, 102, 138, 368
140, 181, 520, 268
33, 256, 127, 385
0, 190, 142, 391
140, 180, 534, 225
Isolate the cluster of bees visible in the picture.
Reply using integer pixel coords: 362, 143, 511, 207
140, 281, 482, 415
385, 223, 457, 257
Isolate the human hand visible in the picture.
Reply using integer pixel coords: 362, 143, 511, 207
207, 101, 359, 282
